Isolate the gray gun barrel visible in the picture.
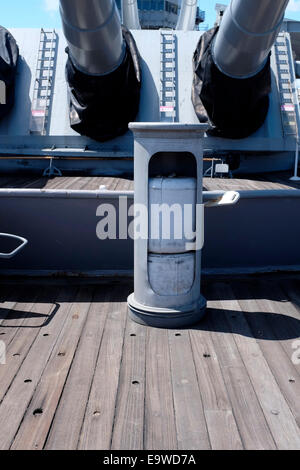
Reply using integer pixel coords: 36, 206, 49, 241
122, 0, 141, 30
176, 0, 197, 31
213, 0, 289, 78
59, 0, 126, 76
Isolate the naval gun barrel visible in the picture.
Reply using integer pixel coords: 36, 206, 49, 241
122, 0, 141, 30
213, 0, 289, 78
176, 0, 198, 31
59, 0, 141, 141
59, 0, 125, 76
192, 0, 289, 139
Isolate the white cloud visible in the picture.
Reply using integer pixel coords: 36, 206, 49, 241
44, 0, 59, 12
287, 0, 300, 12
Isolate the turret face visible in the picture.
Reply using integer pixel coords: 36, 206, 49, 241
59, 0, 141, 142
192, 0, 289, 139
59, 0, 125, 76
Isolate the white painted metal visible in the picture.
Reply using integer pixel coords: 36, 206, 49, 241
214, 163, 229, 174
30, 29, 57, 135
276, 33, 299, 137
290, 140, 300, 181
128, 123, 208, 328
148, 177, 196, 254
204, 190, 240, 207
148, 253, 195, 296
160, 30, 177, 122
0, 233, 28, 259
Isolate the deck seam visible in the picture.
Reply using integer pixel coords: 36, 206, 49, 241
43, 288, 94, 449
76, 290, 112, 449
188, 329, 212, 450
6, 287, 65, 449
204, 316, 248, 450
0, 288, 58, 408
226, 283, 300, 448
109, 299, 129, 450
206, 285, 277, 449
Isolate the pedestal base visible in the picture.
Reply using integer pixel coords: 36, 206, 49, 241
127, 293, 207, 328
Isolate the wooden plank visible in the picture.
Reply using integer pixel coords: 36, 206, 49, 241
205, 410, 243, 450
4, 176, 41, 188
111, 318, 146, 450
12, 286, 94, 450
53, 176, 83, 190
144, 327, 177, 450
190, 319, 234, 411
205, 283, 276, 449
80, 177, 99, 190
22, 178, 49, 189
214, 282, 300, 449
0, 286, 91, 450
21, 289, 109, 450
0, 285, 20, 328
0, 286, 41, 347
278, 279, 300, 343
107, 178, 123, 191
0, 172, 296, 193
168, 329, 210, 450
202, 172, 297, 192
67, 176, 94, 190
78, 289, 128, 450
0, 287, 57, 404
115, 178, 133, 191
85, 177, 107, 191
84, 177, 120, 191
224, 365, 276, 450
0, 177, 22, 188
232, 280, 300, 429
190, 319, 243, 449
237, 279, 300, 372
45, 177, 70, 189
97, 177, 115, 191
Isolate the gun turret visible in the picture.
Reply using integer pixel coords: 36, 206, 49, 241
192, 0, 289, 138
59, 0, 141, 141
213, 0, 289, 78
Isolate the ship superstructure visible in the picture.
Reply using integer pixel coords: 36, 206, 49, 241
116, 0, 205, 29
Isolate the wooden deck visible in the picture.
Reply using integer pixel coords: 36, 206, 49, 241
0, 171, 299, 192
0, 276, 299, 450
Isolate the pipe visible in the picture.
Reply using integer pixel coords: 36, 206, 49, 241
176, 0, 197, 31
122, 0, 141, 30
59, 0, 126, 76
212, 0, 289, 78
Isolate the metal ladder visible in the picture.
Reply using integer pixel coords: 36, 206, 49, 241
30, 29, 58, 135
275, 32, 300, 137
159, 30, 177, 122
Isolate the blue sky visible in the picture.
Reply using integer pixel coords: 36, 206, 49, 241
1, 0, 300, 29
